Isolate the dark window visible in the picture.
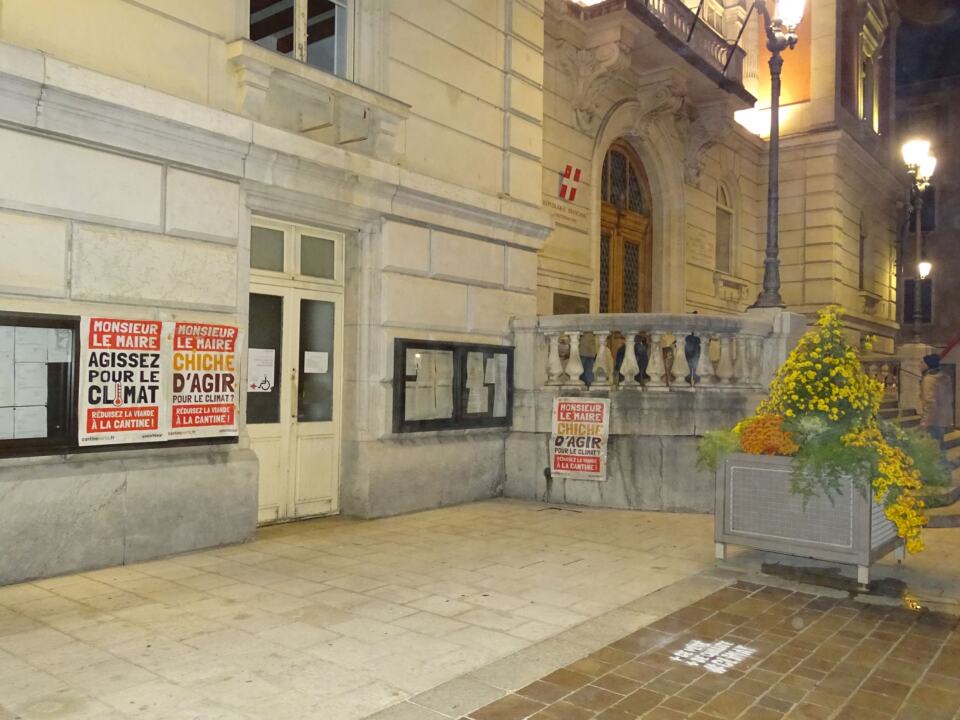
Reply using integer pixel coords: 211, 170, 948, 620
393, 340, 513, 432
903, 278, 933, 324
0, 312, 78, 455
250, 0, 348, 76
909, 186, 936, 232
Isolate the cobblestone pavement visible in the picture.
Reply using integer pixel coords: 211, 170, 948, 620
462, 581, 960, 720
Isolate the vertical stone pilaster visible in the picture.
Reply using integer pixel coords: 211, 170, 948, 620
502, 0, 544, 206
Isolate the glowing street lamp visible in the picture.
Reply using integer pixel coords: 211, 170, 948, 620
902, 138, 936, 337
750, 0, 807, 308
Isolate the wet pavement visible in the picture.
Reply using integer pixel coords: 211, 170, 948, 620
464, 581, 960, 720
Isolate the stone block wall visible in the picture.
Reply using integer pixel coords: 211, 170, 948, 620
341, 218, 541, 517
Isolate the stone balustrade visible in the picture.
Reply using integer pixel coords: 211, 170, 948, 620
522, 312, 786, 392
862, 357, 901, 403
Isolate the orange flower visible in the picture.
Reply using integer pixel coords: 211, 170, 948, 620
739, 415, 799, 456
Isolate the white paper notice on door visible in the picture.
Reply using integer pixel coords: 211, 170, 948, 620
303, 351, 328, 374
247, 348, 275, 392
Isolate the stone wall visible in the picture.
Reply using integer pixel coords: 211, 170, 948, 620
0, 447, 258, 586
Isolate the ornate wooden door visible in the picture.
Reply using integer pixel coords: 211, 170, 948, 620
599, 143, 653, 313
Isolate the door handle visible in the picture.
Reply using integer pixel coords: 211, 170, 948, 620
290, 367, 298, 421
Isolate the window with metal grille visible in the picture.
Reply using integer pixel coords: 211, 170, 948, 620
601, 148, 646, 214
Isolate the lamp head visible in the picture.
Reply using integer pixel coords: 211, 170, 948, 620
919, 155, 937, 183
775, 0, 806, 31
902, 138, 931, 171
918, 260, 932, 280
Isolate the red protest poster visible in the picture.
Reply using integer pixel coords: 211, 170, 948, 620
166, 322, 240, 439
550, 397, 610, 481
78, 317, 164, 445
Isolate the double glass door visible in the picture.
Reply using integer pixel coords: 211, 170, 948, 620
247, 285, 342, 523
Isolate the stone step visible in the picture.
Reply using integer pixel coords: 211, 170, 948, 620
921, 470, 960, 509
947, 444, 960, 467
944, 430, 960, 451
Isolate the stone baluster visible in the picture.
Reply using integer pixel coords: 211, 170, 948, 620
671, 332, 691, 388
716, 334, 735, 384
564, 332, 585, 387
620, 332, 641, 387
698, 336, 717, 386
593, 332, 613, 386
546, 333, 564, 385
747, 336, 764, 387
733, 335, 748, 385
646, 332, 667, 389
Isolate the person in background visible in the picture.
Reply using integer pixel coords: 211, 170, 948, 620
920, 353, 953, 447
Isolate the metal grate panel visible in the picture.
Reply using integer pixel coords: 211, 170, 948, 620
870, 500, 897, 550
728, 465, 854, 548
599, 232, 611, 314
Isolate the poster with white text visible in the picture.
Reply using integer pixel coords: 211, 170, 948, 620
550, 397, 610, 481
78, 317, 164, 445
166, 322, 240, 439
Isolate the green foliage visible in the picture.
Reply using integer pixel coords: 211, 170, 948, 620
697, 429, 740, 472
785, 419, 875, 506
881, 422, 950, 488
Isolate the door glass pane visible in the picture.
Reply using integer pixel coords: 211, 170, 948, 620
298, 299, 335, 422
247, 293, 283, 424
251, 226, 285, 272
599, 232, 611, 314
610, 150, 627, 209
623, 241, 640, 313
300, 235, 336, 279
250, 0, 294, 57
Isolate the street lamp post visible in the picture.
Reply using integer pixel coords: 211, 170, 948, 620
901, 139, 936, 338
751, 0, 806, 309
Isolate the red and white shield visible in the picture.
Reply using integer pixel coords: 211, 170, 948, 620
559, 164, 582, 202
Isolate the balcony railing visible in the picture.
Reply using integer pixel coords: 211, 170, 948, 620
577, 0, 746, 85
515, 311, 803, 394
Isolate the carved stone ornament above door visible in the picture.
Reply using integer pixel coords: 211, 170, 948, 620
557, 40, 632, 136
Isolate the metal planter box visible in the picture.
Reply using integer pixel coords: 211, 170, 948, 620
715, 453, 904, 585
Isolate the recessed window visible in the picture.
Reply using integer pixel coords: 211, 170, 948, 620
903, 278, 933, 324
909, 186, 936, 233
250, 0, 349, 77
715, 184, 734, 274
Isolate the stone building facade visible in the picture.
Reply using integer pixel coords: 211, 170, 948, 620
0, 0, 903, 584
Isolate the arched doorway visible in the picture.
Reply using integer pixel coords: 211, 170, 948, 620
599, 142, 653, 313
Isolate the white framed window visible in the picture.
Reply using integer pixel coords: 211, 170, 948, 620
715, 183, 734, 275
250, 218, 344, 288
250, 0, 350, 77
